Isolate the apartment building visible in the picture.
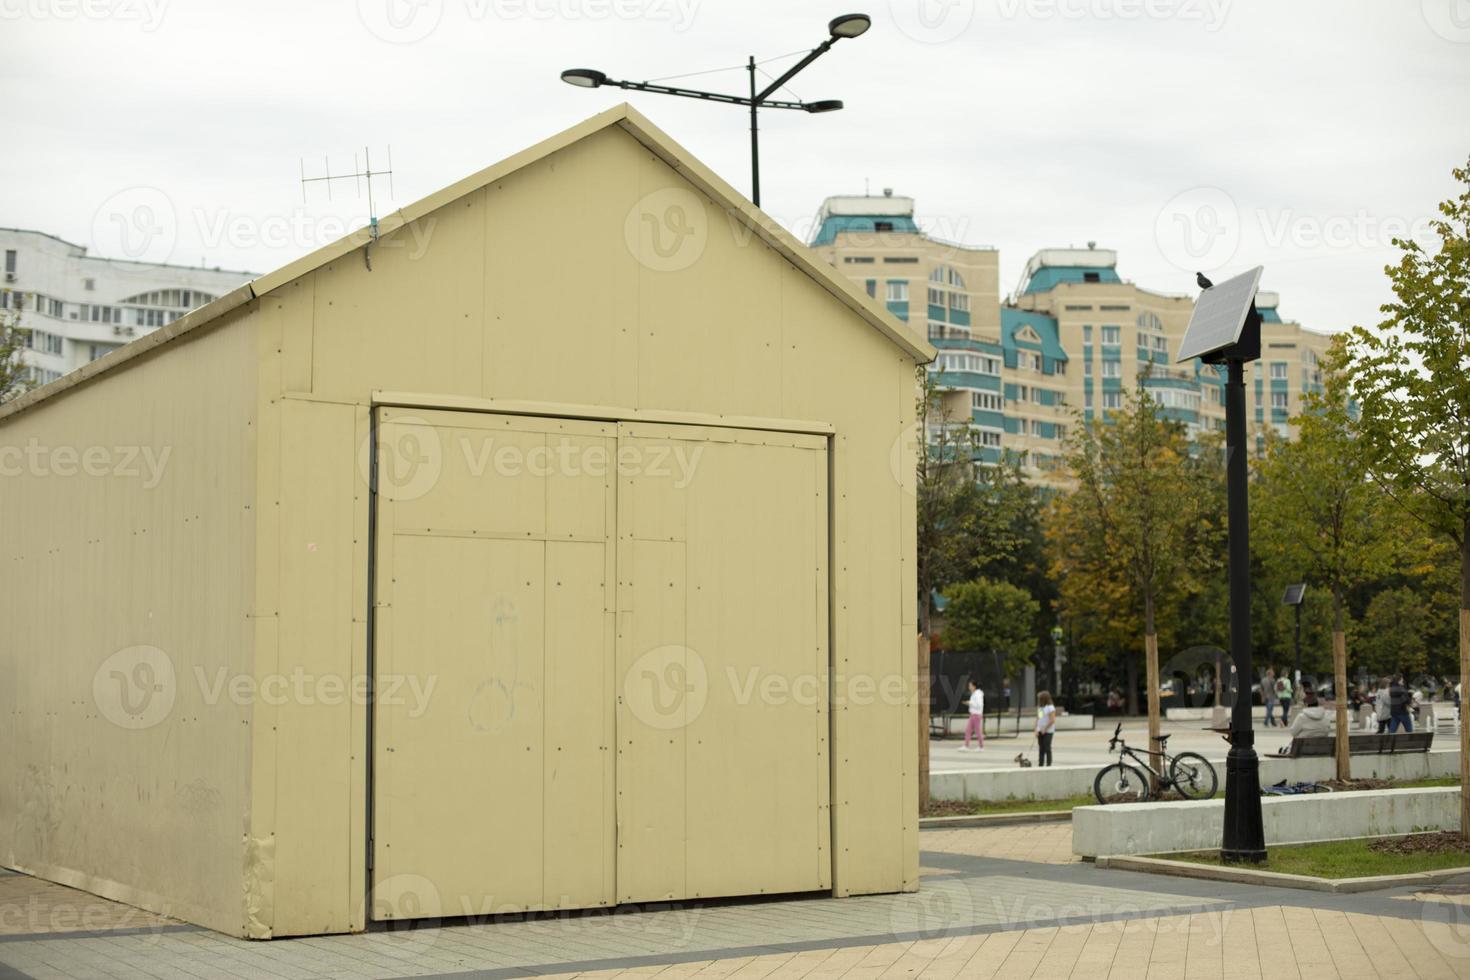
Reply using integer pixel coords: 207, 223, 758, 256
810, 195, 1336, 485
0, 228, 254, 386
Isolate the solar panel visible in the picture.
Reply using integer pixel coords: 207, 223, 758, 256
1282, 584, 1307, 606
1176, 265, 1264, 363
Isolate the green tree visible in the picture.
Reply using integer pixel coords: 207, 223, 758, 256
1048, 387, 1218, 755
0, 309, 33, 404
1253, 365, 1404, 779
942, 577, 1040, 679
1354, 588, 1431, 678
1339, 157, 1470, 832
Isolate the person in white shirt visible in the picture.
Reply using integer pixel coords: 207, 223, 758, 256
964, 680, 985, 750
1035, 691, 1057, 767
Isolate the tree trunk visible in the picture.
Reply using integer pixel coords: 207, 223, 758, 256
1332, 595, 1350, 783
918, 632, 931, 813
1459, 528, 1469, 840
1145, 592, 1161, 792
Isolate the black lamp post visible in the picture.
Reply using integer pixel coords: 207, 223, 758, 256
560, 14, 871, 207
1178, 266, 1269, 864
1283, 584, 1307, 711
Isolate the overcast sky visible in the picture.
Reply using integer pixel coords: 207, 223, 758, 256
4, 0, 1467, 333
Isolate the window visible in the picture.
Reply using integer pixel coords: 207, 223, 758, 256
884, 256, 918, 264
1102, 391, 1123, 409
1084, 392, 1094, 410
1017, 351, 1041, 372
89, 344, 116, 362
1082, 326, 1093, 343
886, 280, 908, 302
1151, 335, 1168, 354
1101, 359, 1121, 379
865, 280, 876, 298
26, 329, 63, 356
1030, 420, 1044, 437
1064, 304, 1093, 311
1270, 362, 1288, 380
84, 278, 95, 291
927, 287, 944, 306
1012, 384, 1029, 403
874, 221, 894, 232
1100, 326, 1121, 345
1083, 271, 1101, 283
949, 292, 969, 313
1054, 424, 1067, 441
3, 250, 14, 276
844, 256, 875, 264
971, 391, 1003, 412
1271, 392, 1289, 410
977, 429, 1002, 448
1084, 359, 1093, 376
928, 322, 944, 340
1100, 304, 1131, 311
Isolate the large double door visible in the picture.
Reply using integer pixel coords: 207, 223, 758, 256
370, 409, 829, 921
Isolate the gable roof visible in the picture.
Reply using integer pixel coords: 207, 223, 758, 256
0, 104, 934, 424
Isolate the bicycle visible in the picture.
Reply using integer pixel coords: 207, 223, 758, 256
1092, 722, 1218, 804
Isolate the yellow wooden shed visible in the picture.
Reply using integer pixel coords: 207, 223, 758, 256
0, 104, 932, 938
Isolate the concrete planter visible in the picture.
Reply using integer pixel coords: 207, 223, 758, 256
930, 749, 1459, 803
1072, 786, 1461, 858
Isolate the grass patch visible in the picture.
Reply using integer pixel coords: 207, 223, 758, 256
1163, 836, 1470, 879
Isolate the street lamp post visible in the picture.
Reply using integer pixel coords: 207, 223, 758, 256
560, 14, 870, 207
1283, 584, 1307, 712
1050, 624, 1065, 695
1177, 266, 1269, 864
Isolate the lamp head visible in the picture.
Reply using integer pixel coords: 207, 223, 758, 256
804, 99, 844, 113
560, 68, 607, 89
829, 13, 871, 38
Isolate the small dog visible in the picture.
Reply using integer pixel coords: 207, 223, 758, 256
1013, 753, 1033, 768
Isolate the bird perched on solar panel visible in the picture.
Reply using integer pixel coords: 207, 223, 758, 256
1196, 272, 1214, 289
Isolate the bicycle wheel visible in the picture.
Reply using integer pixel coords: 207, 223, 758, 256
1094, 763, 1152, 804
1169, 752, 1218, 800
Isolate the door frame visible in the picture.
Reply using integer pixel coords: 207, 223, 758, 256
363, 394, 837, 923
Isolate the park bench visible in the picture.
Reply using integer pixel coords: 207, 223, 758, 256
1275, 731, 1434, 759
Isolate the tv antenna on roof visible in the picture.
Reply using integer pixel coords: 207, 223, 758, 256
300, 146, 395, 270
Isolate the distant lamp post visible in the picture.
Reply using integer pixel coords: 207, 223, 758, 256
1050, 624, 1065, 694
559, 14, 871, 207
1283, 583, 1307, 700
1177, 266, 1267, 864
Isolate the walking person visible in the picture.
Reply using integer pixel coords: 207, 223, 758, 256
1276, 672, 1294, 727
1263, 668, 1279, 727
1375, 676, 1392, 734
1035, 691, 1057, 767
1388, 674, 1414, 733
963, 680, 985, 751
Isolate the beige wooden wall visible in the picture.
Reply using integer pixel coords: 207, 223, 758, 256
250, 122, 919, 937
0, 313, 260, 936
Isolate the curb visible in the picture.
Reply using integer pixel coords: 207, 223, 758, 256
919, 810, 1073, 829
1095, 854, 1470, 893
